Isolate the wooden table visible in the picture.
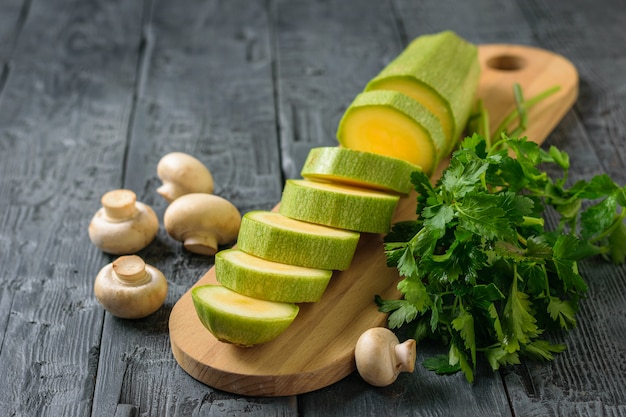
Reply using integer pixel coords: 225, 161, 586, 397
1, 0, 625, 415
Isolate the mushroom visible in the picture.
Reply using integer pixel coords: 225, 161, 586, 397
163, 193, 241, 255
354, 327, 416, 387
156, 152, 214, 202
94, 255, 168, 319
88, 189, 159, 255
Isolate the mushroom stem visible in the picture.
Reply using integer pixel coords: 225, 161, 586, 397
156, 183, 178, 202
182, 233, 219, 256
112, 255, 150, 284
395, 339, 417, 373
102, 189, 138, 221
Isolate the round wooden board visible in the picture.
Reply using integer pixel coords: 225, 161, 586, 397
169, 44, 579, 397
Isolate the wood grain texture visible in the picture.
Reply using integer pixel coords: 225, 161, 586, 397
499, 1, 626, 416
0, 0, 143, 415
272, 0, 402, 179
0, 0, 625, 415
0, 0, 28, 64
90, 0, 295, 415
299, 344, 515, 417
169, 43, 578, 397
391, 0, 534, 45
0, 0, 27, 359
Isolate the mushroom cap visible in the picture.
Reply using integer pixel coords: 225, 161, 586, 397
157, 152, 214, 202
94, 255, 168, 319
163, 193, 241, 255
88, 190, 159, 255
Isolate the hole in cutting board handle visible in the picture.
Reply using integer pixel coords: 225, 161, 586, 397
486, 54, 526, 71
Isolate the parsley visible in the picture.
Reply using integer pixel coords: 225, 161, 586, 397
380, 133, 626, 383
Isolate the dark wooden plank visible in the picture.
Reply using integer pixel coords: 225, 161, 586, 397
272, 0, 403, 179
0, 0, 28, 359
300, 344, 513, 417
498, 0, 626, 415
0, 0, 144, 415
392, 0, 534, 45
90, 0, 294, 415
520, 0, 626, 184
0, 0, 624, 416
122, 0, 284, 211
0, 0, 27, 62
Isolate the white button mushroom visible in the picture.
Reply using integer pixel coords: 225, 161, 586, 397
94, 255, 168, 319
354, 327, 417, 387
156, 152, 214, 202
163, 193, 241, 256
88, 189, 159, 255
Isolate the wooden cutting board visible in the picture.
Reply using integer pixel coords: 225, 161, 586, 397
169, 44, 579, 397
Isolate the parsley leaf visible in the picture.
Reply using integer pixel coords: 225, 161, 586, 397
423, 354, 461, 375
502, 271, 539, 353
381, 133, 626, 383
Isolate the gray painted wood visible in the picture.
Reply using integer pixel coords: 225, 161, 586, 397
502, 1, 626, 415
0, 0, 27, 65
0, 0, 625, 415
300, 345, 513, 417
90, 0, 293, 416
0, 0, 143, 415
392, 0, 534, 45
272, 0, 403, 179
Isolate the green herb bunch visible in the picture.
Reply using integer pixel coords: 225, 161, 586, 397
379, 133, 626, 382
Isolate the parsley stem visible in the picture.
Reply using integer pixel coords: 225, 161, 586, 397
490, 85, 561, 147
508, 83, 528, 138
512, 263, 520, 291
522, 216, 544, 228
468, 99, 491, 146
